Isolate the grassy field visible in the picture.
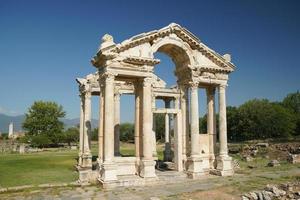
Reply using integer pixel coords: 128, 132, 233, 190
0, 141, 299, 192
0, 149, 78, 187
0, 142, 164, 188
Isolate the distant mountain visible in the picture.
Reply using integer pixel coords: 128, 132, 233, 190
0, 114, 25, 132
0, 114, 98, 132
62, 118, 99, 129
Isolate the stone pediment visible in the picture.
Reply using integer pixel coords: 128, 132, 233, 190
92, 23, 235, 74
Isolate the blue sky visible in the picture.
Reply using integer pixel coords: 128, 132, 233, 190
0, 0, 299, 122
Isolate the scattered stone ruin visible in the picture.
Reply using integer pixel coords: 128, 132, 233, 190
76, 23, 236, 188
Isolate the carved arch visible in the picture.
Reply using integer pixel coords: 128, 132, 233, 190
150, 35, 196, 68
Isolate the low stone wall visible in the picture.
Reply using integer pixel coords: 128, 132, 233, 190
241, 182, 300, 200
288, 154, 300, 164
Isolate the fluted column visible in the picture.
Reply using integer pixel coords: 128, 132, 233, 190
104, 74, 115, 162
134, 83, 141, 158
78, 93, 84, 167
164, 99, 172, 161
185, 87, 190, 157
218, 84, 228, 156
187, 82, 204, 178
215, 83, 233, 176
152, 95, 157, 157
142, 78, 153, 160
114, 91, 121, 156
98, 89, 104, 165
190, 85, 200, 157
140, 77, 156, 178
82, 91, 92, 168
180, 87, 187, 160
100, 73, 117, 182
207, 87, 216, 168
165, 113, 170, 143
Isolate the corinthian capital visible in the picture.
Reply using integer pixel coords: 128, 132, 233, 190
104, 72, 115, 83
219, 83, 227, 90
143, 77, 152, 87
188, 81, 199, 89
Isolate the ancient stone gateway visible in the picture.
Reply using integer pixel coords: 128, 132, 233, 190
76, 23, 235, 188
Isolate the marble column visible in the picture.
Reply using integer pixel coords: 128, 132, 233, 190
114, 91, 121, 156
165, 113, 170, 143
187, 83, 204, 178
185, 87, 190, 157
134, 84, 141, 158
98, 89, 104, 166
180, 87, 187, 162
140, 77, 156, 178
78, 94, 84, 167
174, 111, 183, 171
164, 99, 172, 162
152, 95, 157, 158
190, 85, 200, 157
207, 87, 216, 168
215, 84, 233, 176
100, 73, 117, 182
82, 91, 92, 168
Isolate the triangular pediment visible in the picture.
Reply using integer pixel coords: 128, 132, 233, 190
92, 23, 235, 73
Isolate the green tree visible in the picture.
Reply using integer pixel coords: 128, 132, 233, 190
63, 127, 79, 146
154, 113, 165, 142
282, 91, 300, 135
120, 123, 134, 142
91, 128, 98, 141
227, 106, 240, 141
238, 99, 296, 140
30, 134, 51, 148
23, 101, 66, 146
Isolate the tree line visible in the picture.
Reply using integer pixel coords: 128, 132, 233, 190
3, 91, 298, 147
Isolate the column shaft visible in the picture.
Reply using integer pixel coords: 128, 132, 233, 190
165, 113, 170, 143
84, 92, 92, 154
190, 85, 199, 157
98, 90, 104, 163
114, 92, 120, 156
180, 87, 187, 159
219, 84, 228, 156
142, 78, 152, 160
104, 75, 115, 162
185, 87, 190, 156
152, 95, 157, 157
207, 87, 216, 155
79, 94, 84, 166
134, 85, 141, 158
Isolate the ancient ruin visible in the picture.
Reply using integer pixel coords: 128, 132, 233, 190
76, 23, 236, 188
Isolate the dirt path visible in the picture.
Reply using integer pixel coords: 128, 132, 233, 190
0, 167, 299, 200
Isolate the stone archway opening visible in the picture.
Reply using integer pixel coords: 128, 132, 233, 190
152, 43, 191, 171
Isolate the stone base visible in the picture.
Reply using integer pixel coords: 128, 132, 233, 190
186, 156, 205, 179
100, 162, 117, 182
139, 159, 156, 178
212, 155, 234, 176
200, 155, 210, 174
209, 154, 217, 169
81, 153, 92, 168
78, 168, 98, 183
98, 174, 158, 189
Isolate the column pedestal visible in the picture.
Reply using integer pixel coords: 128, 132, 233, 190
186, 156, 204, 178
213, 84, 233, 176
212, 155, 233, 176
139, 159, 156, 178
100, 162, 118, 182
